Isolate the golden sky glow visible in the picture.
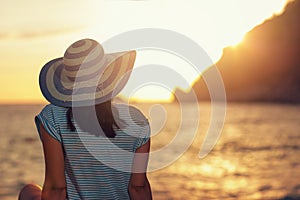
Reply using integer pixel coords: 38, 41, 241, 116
0, 0, 289, 103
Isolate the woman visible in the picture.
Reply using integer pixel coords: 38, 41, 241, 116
19, 39, 152, 200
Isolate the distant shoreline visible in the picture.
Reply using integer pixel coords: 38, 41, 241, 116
0, 100, 299, 106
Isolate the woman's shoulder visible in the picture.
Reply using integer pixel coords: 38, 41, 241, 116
39, 104, 68, 117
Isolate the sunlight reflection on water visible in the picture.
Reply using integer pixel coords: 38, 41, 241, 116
1, 103, 300, 200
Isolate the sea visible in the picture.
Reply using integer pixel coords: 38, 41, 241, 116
0, 103, 300, 200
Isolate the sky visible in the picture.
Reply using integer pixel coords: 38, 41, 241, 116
0, 0, 289, 103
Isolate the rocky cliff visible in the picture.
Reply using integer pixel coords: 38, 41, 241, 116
174, 0, 300, 103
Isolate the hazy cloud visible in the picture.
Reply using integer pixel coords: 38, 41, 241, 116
0, 26, 84, 40
0, 33, 10, 39
0, 1, 100, 40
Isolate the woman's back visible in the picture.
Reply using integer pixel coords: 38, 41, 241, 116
35, 103, 150, 199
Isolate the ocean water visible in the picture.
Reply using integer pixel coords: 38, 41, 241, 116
0, 103, 300, 200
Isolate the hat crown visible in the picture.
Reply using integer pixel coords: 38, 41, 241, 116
62, 39, 105, 79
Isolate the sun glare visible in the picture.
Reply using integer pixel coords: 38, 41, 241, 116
124, 85, 174, 103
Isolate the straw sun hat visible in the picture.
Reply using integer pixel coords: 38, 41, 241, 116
39, 39, 136, 107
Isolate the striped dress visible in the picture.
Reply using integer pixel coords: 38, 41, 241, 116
35, 103, 150, 200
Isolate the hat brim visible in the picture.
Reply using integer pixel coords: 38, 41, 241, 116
39, 50, 136, 107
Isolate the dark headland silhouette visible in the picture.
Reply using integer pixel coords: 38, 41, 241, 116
174, 0, 300, 103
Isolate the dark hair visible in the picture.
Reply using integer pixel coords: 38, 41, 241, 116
66, 100, 119, 138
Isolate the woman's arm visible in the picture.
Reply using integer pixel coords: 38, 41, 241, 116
40, 124, 66, 200
128, 139, 152, 200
